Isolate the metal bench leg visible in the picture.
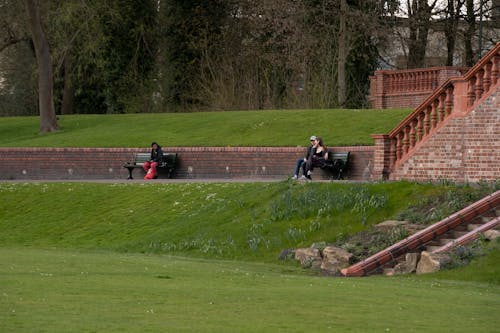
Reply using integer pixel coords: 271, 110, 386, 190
126, 167, 134, 180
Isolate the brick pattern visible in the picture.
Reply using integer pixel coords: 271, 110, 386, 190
369, 67, 468, 109
370, 134, 391, 180
390, 87, 499, 182
0, 146, 374, 181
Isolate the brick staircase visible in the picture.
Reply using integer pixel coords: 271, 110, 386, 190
371, 42, 500, 182
341, 190, 500, 277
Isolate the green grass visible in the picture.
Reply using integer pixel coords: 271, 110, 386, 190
0, 109, 410, 147
0, 181, 496, 263
1, 181, 499, 332
1, 181, 483, 262
1, 247, 499, 333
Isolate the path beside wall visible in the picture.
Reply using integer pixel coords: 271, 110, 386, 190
0, 146, 374, 181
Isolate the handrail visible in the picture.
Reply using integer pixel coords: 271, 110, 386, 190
384, 43, 500, 168
341, 190, 500, 277
373, 67, 468, 94
432, 217, 499, 253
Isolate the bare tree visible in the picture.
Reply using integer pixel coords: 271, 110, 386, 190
25, 0, 58, 132
407, 0, 437, 68
338, 0, 347, 107
443, 0, 465, 65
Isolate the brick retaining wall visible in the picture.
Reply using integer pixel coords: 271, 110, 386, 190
390, 88, 499, 182
0, 146, 374, 181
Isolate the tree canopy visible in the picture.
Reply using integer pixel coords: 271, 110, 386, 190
0, 0, 498, 119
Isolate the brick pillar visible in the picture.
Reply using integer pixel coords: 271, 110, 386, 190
451, 79, 469, 116
371, 134, 392, 180
369, 72, 385, 109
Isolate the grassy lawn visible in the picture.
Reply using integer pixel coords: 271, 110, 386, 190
1, 247, 499, 333
0, 162, 498, 332
0, 109, 410, 147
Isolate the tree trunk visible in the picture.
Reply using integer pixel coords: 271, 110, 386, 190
407, 0, 431, 68
25, 0, 58, 133
445, 0, 456, 66
464, 0, 476, 66
337, 0, 347, 107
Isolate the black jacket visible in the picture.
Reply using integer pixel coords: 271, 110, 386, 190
150, 146, 164, 162
305, 145, 314, 159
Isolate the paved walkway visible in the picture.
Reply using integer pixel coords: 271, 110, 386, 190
0, 178, 360, 184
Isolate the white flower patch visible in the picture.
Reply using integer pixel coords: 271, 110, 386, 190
205, 193, 217, 200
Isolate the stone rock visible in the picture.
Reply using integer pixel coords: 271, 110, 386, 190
320, 246, 353, 274
416, 251, 451, 275
374, 220, 409, 230
483, 229, 500, 241
278, 249, 295, 260
393, 252, 420, 275
295, 248, 322, 269
374, 220, 424, 235
404, 223, 426, 235
310, 242, 328, 250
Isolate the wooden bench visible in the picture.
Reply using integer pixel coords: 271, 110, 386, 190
321, 151, 350, 180
123, 153, 177, 179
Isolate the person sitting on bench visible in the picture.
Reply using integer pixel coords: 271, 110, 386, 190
293, 135, 316, 180
144, 142, 164, 179
305, 137, 329, 180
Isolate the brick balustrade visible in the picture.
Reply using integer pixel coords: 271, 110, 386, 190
371, 42, 500, 182
0, 146, 374, 181
369, 66, 469, 109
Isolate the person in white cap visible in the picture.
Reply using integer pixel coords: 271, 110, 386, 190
292, 135, 316, 180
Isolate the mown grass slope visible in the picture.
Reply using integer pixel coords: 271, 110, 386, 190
1, 181, 496, 264
0, 109, 410, 147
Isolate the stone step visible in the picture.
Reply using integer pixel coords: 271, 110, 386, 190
444, 230, 468, 238
425, 245, 441, 252
439, 238, 456, 246
467, 223, 484, 231
450, 230, 469, 238
453, 224, 468, 231
426, 240, 441, 246
481, 215, 496, 223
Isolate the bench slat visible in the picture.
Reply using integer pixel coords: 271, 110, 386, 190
322, 151, 350, 180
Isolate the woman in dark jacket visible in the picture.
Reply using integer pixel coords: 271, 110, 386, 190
143, 142, 163, 179
305, 137, 328, 180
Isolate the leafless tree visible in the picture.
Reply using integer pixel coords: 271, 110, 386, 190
25, 0, 58, 132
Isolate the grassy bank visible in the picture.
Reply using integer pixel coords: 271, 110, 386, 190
0, 181, 496, 262
0, 109, 410, 147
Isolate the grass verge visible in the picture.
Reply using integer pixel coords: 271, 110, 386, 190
0, 181, 496, 262
0, 109, 410, 147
